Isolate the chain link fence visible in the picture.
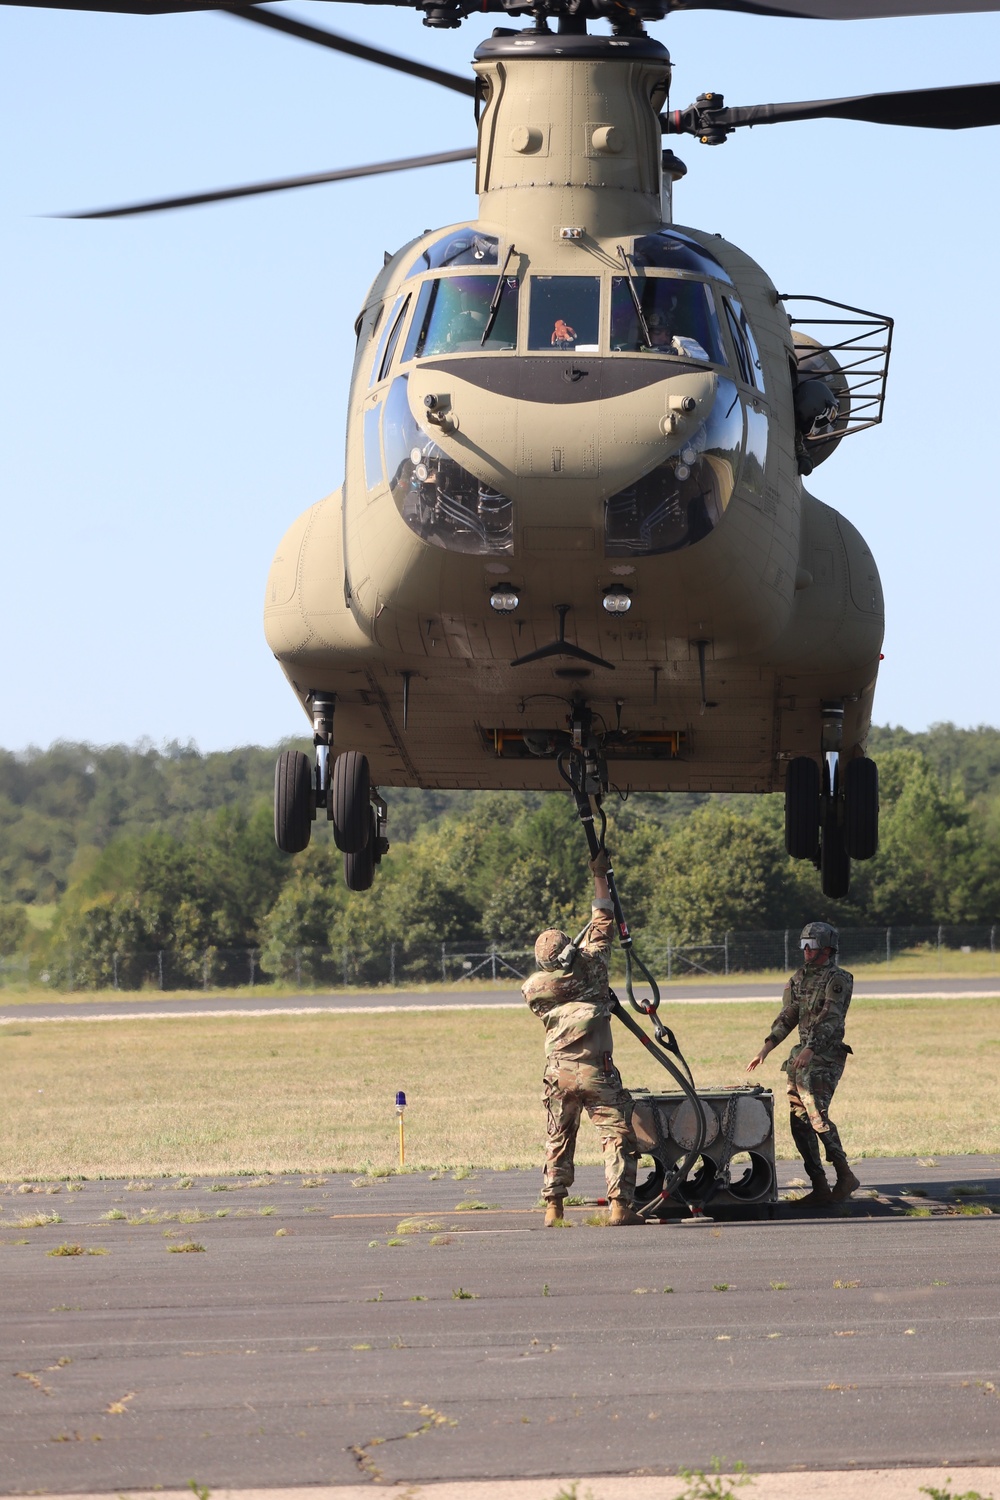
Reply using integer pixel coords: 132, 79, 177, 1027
1, 924, 997, 992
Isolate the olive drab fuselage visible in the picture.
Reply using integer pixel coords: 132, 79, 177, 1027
264, 30, 884, 792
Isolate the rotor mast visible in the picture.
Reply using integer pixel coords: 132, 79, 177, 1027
472, 29, 672, 242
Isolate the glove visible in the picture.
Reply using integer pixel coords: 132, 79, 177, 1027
589, 848, 612, 877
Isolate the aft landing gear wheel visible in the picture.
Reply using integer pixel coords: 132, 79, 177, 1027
785, 756, 820, 860
844, 757, 879, 860
820, 759, 851, 900
344, 810, 377, 892
274, 750, 314, 854
331, 751, 371, 854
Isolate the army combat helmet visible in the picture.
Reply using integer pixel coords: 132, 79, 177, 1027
535, 929, 572, 972
800, 921, 838, 952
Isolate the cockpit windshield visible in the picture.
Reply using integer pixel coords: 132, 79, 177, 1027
401, 275, 518, 360
610, 277, 724, 363
405, 230, 500, 278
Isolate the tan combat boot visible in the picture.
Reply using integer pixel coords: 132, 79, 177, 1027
609, 1201, 644, 1226
830, 1160, 861, 1202
543, 1199, 565, 1227
794, 1174, 833, 1208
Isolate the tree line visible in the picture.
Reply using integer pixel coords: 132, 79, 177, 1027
2, 727, 999, 987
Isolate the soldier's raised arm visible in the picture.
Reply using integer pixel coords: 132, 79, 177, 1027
586, 847, 615, 953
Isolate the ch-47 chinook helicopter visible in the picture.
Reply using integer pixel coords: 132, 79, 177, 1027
40, 0, 1000, 899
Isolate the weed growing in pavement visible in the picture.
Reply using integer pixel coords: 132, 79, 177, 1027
833, 1279, 860, 1289
187, 1481, 211, 1500
768, 1282, 788, 1291
672, 1458, 754, 1498
167, 1241, 205, 1253
16, 1213, 62, 1229
713, 1284, 731, 1292
451, 1288, 477, 1299
454, 1200, 497, 1211
429, 1235, 453, 1246
920, 1485, 995, 1500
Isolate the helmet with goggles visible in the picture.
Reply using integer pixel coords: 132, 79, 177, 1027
800, 921, 838, 952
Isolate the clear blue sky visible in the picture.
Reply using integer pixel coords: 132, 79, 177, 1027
2, 2, 998, 751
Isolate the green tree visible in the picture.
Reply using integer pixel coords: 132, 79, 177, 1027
647, 804, 800, 943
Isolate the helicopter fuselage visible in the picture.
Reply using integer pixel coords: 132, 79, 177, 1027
265, 30, 883, 793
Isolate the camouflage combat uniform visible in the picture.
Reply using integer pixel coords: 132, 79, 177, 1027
522, 902, 638, 1205
765, 958, 854, 1180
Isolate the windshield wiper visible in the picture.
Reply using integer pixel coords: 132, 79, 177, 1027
616, 243, 652, 350
480, 244, 517, 347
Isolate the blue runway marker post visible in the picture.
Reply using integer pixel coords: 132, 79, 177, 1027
396, 1090, 407, 1168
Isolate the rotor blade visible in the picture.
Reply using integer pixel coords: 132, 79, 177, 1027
712, 80, 1000, 131
0, 0, 248, 11
53, 146, 476, 218
674, 0, 1000, 17
225, 5, 476, 97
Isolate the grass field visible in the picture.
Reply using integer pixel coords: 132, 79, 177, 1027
2, 996, 998, 1180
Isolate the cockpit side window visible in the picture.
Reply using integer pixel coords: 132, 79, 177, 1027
527, 277, 601, 352
369, 294, 405, 388
610, 276, 724, 363
724, 298, 766, 392
376, 295, 411, 384
405, 230, 500, 279
401, 275, 518, 360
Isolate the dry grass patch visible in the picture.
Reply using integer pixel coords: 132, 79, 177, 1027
0, 997, 997, 1178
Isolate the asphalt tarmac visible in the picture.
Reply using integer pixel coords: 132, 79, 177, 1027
2, 976, 998, 1023
3, 1157, 998, 1494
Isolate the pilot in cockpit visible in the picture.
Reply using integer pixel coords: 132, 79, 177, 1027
446, 292, 488, 350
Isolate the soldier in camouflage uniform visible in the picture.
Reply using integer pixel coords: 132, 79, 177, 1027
746, 921, 860, 1206
522, 849, 642, 1227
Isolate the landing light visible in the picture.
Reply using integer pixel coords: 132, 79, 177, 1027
602, 588, 633, 615
489, 587, 520, 615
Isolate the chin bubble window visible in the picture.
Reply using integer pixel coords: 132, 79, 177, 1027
383, 376, 513, 556
527, 277, 601, 352
610, 277, 724, 363
402, 275, 518, 360
604, 377, 743, 556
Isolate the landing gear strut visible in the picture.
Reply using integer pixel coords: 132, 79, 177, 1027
272, 693, 388, 888
783, 701, 879, 900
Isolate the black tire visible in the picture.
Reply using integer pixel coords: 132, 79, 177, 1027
820, 806, 851, 900
844, 757, 879, 860
785, 756, 820, 859
344, 811, 376, 892
331, 751, 371, 854
274, 750, 313, 854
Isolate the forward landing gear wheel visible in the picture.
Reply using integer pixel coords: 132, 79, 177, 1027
331, 751, 371, 854
344, 810, 376, 892
844, 757, 879, 860
785, 756, 820, 859
820, 761, 851, 900
274, 750, 314, 854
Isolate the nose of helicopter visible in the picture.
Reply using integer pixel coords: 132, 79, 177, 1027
404, 359, 718, 520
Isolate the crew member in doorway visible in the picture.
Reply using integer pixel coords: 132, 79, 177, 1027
523, 850, 642, 1227
746, 922, 860, 1206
